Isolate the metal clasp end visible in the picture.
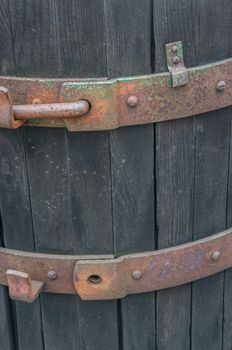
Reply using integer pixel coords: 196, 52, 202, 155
6, 270, 44, 303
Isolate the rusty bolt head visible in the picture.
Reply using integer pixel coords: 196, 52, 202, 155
32, 98, 42, 104
211, 251, 221, 261
216, 81, 226, 92
171, 45, 178, 54
172, 56, 180, 65
132, 270, 143, 280
127, 95, 139, 108
47, 271, 57, 280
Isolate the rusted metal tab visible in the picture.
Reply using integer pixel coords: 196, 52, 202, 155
74, 228, 232, 300
0, 55, 232, 131
166, 41, 189, 87
6, 270, 44, 303
0, 228, 232, 301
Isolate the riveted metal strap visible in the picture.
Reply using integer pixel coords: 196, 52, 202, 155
1, 227, 232, 302
0, 54, 231, 131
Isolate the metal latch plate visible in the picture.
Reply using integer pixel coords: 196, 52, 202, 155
166, 41, 189, 87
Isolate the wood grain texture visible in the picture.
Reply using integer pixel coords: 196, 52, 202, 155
105, 1, 156, 348
224, 118, 232, 350
8, 0, 118, 349
0, 3, 15, 348
192, 111, 230, 350
0, 1, 231, 350
0, 216, 14, 350
191, 1, 232, 349
0, 1, 45, 349
153, 0, 198, 348
0, 129, 45, 350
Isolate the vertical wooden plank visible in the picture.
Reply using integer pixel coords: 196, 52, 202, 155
192, 110, 229, 350
0, 2, 15, 349
7, 1, 71, 349
224, 116, 232, 350
0, 288, 14, 350
105, 1, 156, 349
191, 1, 232, 349
154, 1, 232, 349
50, 2, 119, 348
0, 1, 44, 349
210, 4, 232, 350
153, 1, 198, 349
0, 216, 14, 350
9, 0, 118, 349
0, 129, 45, 350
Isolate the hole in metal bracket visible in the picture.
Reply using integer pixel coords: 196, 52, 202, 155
88, 275, 102, 284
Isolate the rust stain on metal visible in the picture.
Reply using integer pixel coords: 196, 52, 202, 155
0, 57, 231, 131
0, 228, 232, 302
74, 228, 232, 300
6, 270, 44, 303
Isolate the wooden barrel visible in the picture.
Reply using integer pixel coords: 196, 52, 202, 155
0, 1, 232, 349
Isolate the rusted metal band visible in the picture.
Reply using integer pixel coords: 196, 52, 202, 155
0, 56, 231, 131
1, 227, 232, 302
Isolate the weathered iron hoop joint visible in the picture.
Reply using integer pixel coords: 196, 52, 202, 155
1, 227, 232, 302
0, 41, 232, 131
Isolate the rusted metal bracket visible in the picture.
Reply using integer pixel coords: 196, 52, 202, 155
0, 228, 232, 302
0, 43, 231, 131
165, 41, 189, 87
6, 270, 44, 303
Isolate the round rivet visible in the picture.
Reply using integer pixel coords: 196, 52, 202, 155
216, 80, 226, 92
171, 45, 178, 54
32, 98, 42, 104
132, 270, 143, 280
127, 95, 139, 108
211, 251, 221, 261
172, 56, 180, 65
47, 271, 57, 280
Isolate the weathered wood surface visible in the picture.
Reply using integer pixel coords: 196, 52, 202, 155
105, 1, 156, 349
0, 1, 231, 349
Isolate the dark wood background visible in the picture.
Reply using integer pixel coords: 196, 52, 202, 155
0, 1, 232, 349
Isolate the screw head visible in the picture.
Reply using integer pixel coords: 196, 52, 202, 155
216, 80, 226, 92
47, 271, 57, 280
211, 251, 221, 261
172, 56, 180, 65
132, 270, 143, 280
127, 95, 139, 108
171, 45, 178, 54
